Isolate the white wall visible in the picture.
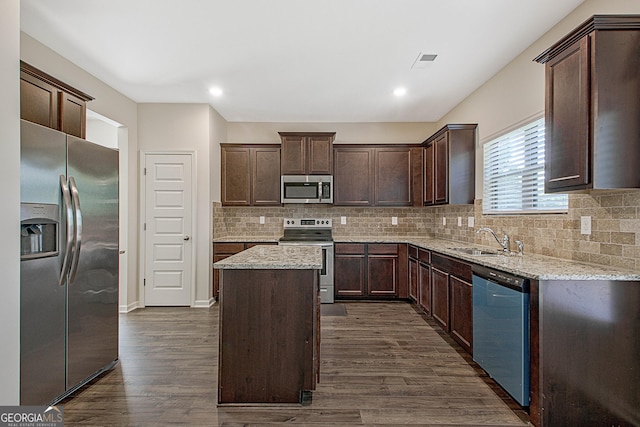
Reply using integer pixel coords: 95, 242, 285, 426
0, 0, 21, 405
21, 33, 141, 310
209, 107, 227, 205
438, 0, 640, 197
138, 104, 215, 306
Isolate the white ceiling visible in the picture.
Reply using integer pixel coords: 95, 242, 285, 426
20, 0, 585, 123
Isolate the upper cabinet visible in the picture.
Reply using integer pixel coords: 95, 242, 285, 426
333, 145, 422, 207
534, 15, 640, 192
20, 61, 93, 139
422, 124, 476, 206
279, 132, 335, 175
221, 144, 281, 206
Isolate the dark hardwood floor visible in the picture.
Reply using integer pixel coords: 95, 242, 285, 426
61, 302, 529, 426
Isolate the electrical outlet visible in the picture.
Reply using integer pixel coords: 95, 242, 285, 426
341, 216, 347, 225
442, 217, 447, 226
468, 216, 475, 227
392, 216, 398, 225
259, 216, 265, 224
457, 217, 462, 227
581, 216, 591, 235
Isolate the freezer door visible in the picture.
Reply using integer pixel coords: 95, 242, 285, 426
66, 135, 119, 388
19, 121, 67, 404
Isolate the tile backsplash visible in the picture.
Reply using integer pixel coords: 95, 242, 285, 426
213, 189, 640, 271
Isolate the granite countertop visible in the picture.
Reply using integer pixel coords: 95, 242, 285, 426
213, 245, 322, 270
213, 236, 279, 243
335, 236, 640, 281
213, 235, 640, 280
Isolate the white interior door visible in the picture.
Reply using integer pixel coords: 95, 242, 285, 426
144, 153, 193, 306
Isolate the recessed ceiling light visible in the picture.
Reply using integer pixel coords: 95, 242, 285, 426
209, 87, 223, 96
393, 87, 407, 97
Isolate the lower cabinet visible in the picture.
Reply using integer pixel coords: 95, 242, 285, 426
213, 242, 276, 298
410, 249, 473, 355
335, 243, 406, 299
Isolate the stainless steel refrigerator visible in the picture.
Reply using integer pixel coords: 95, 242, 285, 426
20, 119, 119, 405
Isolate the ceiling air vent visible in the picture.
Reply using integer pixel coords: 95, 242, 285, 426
412, 53, 437, 69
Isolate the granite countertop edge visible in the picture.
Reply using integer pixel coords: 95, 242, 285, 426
214, 235, 640, 281
213, 245, 322, 270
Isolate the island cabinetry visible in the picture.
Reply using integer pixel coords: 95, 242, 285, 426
333, 145, 422, 206
20, 61, 93, 138
534, 15, 640, 192
212, 242, 276, 298
220, 144, 281, 206
279, 132, 335, 175
334, 243, 407, 299
217, 268, 319, 404
422, 124, 476, 205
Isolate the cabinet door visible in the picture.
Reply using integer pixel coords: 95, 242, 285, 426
545, 36, 590, 192
221, 147, 251, 206
280, 136, 306, 175
431, 266, 450, 331
418, 262, 431, 315
434, 133, 449, 204
308, 136, 333, 175
423, 143, 435, 205
449, 275, 472, 353
367, 244, 398, 297
374, 148, 412, 206
334, 254, 366, 297
334, 148, 374, 206
409, 258, 418, 301
20, 72, 59, 130
60, 92, 86, 138
252, 147, 281, 205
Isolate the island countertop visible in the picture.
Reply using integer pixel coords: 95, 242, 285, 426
213, 245, 322, 270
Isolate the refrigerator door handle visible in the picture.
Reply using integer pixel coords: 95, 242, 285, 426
68, 176, 83, 283
59, 175, 74, 286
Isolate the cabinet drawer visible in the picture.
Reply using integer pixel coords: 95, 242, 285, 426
335, 243, 365, 254
418, 249, 431, 264
214, 243, 245, 254
368, 244, 398, 255
431, 253, 472, 282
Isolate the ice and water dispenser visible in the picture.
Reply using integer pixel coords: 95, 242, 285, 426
20, 203, 59, 260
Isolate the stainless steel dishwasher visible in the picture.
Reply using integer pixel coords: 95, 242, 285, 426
472, 264, 530, 406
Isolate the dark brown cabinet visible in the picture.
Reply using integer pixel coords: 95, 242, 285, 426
213, 242, 277, 298
449, 275, 472, 354
220, 144, 281, 206
334, 145, 422, 206
422, 124, 476, 205
431, 266, 450, 331
534, 15, 640, 192
20, 61, 93, 139
408, 246, 419, 302
279, 132, 335, 175
334, 243, 406, 299
409, 245, 431, 314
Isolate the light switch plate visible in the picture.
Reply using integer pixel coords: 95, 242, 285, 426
341, 216, 347, 225
392, 216, 398, 225
581, 216, 591, 235
442, 217, 447, 226
468, 217, 475, 227
457, 217, 462, 227
259, 216, 265, 224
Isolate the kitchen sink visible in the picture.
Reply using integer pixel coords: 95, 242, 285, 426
448, 247, 502, 256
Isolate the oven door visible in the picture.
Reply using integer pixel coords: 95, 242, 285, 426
278, 241, 334, 303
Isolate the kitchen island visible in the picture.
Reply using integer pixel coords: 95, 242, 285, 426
213, 245, 322, 405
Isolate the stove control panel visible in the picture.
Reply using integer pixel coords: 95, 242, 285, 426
283, 218, 332, 228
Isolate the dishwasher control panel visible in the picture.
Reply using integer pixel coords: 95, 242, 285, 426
472, 264, 529, 293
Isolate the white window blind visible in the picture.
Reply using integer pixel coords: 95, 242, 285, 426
483, 117, 567, 214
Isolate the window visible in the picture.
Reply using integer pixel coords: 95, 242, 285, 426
483, 117, 567, 214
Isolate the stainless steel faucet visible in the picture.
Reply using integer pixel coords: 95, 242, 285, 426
476, 227, 510, 253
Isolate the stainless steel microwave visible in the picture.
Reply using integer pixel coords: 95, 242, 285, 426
281, 175, 333, 204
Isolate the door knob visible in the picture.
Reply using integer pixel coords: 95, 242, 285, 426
184, 235, 190, 241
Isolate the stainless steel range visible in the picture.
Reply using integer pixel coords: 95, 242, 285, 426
278, 218, 334, 303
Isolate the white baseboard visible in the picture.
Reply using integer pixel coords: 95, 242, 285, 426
193, 298, 216, 308
119, 301, 141, 313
